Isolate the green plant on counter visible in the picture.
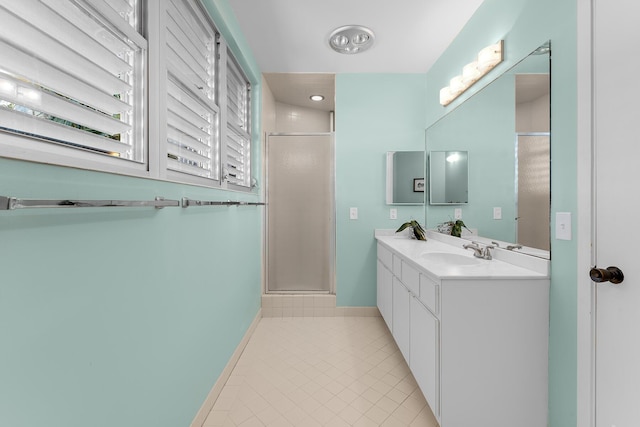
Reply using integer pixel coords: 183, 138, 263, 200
396, 220, 426, 241
441, 219, 470, 237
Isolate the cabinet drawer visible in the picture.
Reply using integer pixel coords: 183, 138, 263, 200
392, 254, 402, 277
377, 243, 393, 269
419, 274, 439, 315
402, 260, 420, 295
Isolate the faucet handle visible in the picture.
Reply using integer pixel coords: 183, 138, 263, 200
482, 245, 495, 260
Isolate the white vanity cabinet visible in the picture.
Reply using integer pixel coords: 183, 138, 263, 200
392, 276, 411, 362
376, 238, 549, 427
376, 246, 394, 331
410, 295, 439, 417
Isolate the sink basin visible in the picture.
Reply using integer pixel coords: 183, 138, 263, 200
420, 252, 483, 266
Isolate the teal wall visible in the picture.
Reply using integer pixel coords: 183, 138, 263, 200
335, 74, 427, 307
425, 0, 578, 426
0, 3, 263, 427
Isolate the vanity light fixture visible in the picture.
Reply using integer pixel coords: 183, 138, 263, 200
310, 95, 324, 101
440, 40, 504, 106
328, 25, 375, 55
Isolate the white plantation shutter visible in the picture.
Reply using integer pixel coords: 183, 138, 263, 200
0, 0, 145, 162
165, 0, 219, 180
225, 53, 251, 187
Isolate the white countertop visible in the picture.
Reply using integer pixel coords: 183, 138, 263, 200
376, 233, 549, 281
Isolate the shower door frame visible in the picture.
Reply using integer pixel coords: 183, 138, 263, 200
264, 132, 336, 294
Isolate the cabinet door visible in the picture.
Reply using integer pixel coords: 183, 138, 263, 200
392, 278, 411, 363
377, 260, 393, 331
410, 296, 439, 419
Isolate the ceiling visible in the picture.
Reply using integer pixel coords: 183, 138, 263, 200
228, 0, 485, 109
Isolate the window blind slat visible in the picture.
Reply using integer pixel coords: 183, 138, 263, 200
103, 0, 134, 17
167, 156, 211, 177
167, 15, 208, 67
168, 0, 211, 50
167, 110, 210, 142
167, 79, 214, 118
42, 0, 134, 57
0, 6, 132, 96
84, 0, 146, 46
0, 108, 131, 158
0, 39, 129, 116
167, 141, 209, 164
168, 94, 210, 130
167, 49, 209, 100
1, 75, 130, 136
167, 126, 211, 153
167, 31, 208, 85
5, 1, 133, 76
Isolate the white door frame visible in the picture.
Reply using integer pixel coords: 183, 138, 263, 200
576, 0, 595, 425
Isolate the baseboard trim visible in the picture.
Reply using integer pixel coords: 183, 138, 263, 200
190, 308, 262, 427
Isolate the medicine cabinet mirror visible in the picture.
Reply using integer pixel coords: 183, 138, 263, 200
385, 151, 425, 205
428, 150, 468, 205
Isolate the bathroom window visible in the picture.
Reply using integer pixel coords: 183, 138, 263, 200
0, 0, 253, 190
164, 0, 221, 184
0, 0, 147, 174
224, 51, 252, 188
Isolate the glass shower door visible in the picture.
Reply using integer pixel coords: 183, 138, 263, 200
266, 133, 335, 293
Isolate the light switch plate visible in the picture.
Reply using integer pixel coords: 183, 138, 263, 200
349, 207, 358, 220
493, 207, 502, 220
556, 212, 572, 240
390, 208, 397, 220
454, 208, 462, 220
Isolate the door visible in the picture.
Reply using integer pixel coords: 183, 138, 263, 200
593, 0, 640, 424
266, 134, 335, 293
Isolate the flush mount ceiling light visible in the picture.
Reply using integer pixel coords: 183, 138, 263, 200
329, 25, 375, 55
440, 40, 504, 106
310, 95, 324, 101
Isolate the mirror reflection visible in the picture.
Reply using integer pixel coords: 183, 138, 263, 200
386, 151, 425, 205
425, 42, 550, 257
429, 150, 469, 205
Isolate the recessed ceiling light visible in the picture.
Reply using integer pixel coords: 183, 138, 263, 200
329, 25, 375, 55
310, 95, 324, 102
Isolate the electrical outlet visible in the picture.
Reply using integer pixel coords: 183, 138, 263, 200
390, 208, 397, 220
349, 207, 358, 220
454, 208, 462, 220
493, 207, 502, 220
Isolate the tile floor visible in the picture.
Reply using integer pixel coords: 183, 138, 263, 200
203, 316, 439, 427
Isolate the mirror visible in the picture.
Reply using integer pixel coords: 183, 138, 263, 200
386, 151, 425, 205
425, 42, 550, 258
428, 150, 469, 204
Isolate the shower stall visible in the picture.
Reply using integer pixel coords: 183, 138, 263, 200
265, 133, 335, 293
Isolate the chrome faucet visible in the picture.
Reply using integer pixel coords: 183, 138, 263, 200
463, 241, 494, 260
463, 242, 483, 258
